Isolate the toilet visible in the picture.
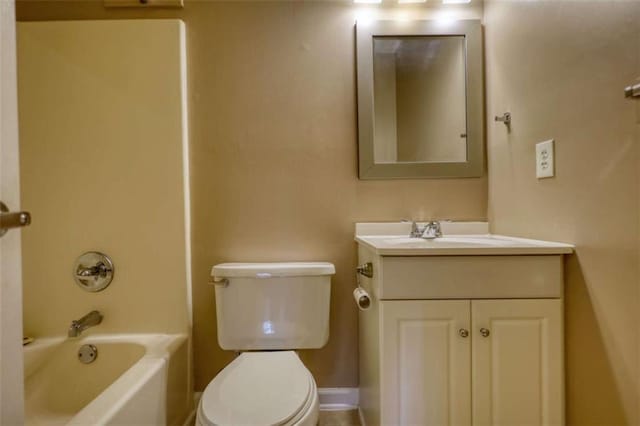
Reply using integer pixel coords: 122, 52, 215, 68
196, 262, 335, 426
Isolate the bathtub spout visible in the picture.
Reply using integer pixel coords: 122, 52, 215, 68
68, 310, 103, 337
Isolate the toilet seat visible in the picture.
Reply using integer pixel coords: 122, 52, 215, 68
198, 351, 317, 426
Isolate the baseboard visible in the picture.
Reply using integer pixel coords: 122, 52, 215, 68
318, 387, 359, 411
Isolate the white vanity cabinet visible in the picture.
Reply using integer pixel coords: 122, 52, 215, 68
355, 226, 572, 426
471, 299, 563, 426
380, 300, 472, 426
380, 299, 563, 426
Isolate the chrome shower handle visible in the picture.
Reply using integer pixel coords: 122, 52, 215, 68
75, 262, 111, 279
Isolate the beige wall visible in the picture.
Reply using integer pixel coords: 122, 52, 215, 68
485, 1, 640, 424
18, 20, 191, 336
16, 0, 486, 389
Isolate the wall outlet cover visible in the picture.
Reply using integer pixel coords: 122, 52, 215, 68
536, 139, 555, 179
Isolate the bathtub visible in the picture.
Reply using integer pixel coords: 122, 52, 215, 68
24, 334, 193, 426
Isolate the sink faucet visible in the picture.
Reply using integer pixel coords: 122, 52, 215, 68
421, 221, 442, 239
68, 310, 103, 337
406, 220, 443, 239
408, 221, 426, 238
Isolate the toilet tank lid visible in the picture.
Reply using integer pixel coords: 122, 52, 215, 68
212, 262, 335, 279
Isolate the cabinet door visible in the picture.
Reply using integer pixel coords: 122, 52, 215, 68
381, 300, 471, 426
472, 299, 563, 426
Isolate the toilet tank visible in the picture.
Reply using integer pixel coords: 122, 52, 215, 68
212, 262, 335, 351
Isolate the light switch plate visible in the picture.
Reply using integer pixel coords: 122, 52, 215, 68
536, 139, 555, 179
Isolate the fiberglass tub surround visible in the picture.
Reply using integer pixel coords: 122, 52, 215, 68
18, 18, 193, 426
24, 334, 188, 426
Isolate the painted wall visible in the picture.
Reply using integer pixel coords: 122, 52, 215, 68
18, 20, 191, 337
16, 1, 486, 389
484, 1, 640, 424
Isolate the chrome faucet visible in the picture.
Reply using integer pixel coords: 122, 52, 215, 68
409, 221, 426, 238
68, 310, 103, 337
421, 221, 442, 239
407, 220, 443, 239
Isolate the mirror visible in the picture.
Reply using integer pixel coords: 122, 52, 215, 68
374, 36, 467, 163
356, 20, 483, 179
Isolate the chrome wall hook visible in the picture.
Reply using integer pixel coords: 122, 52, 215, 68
495, 112, 511, 126
625, 83, 640, 99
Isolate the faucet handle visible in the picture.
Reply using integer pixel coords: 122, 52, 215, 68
73, 252, 114, 293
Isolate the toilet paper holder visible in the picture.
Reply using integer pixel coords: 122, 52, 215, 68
353, 287, 371, 310
356, 262, 373, 278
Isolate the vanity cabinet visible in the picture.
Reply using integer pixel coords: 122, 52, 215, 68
381, 300, 471, 426
471, 299, 563, 426
381, 299, 562, 426
355, 230, 572, 426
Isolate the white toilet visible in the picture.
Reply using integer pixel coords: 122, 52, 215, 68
196, 262, 335, 426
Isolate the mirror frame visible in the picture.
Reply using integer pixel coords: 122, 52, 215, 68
356, 19, 484, 179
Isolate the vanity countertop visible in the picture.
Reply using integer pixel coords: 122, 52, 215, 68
355, 222, 574, 256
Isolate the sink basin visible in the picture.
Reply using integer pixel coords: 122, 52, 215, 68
381, 235, 514, 247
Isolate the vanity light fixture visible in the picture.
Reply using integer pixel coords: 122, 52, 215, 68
442, 0, 471, 3
398, 0, 427, 4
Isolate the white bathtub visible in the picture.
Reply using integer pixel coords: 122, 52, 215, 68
24, 334, 193, 426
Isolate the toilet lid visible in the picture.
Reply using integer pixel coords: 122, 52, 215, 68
199, 351, 313, 426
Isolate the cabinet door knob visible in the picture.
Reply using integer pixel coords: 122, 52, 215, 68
458, 328, 469, 338
480, 328, 491, 337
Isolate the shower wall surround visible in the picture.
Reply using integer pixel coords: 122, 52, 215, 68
18, 20, 191, 337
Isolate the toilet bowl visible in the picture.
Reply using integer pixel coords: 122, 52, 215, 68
196, 351, 319, 426
196, 262, 334, 426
